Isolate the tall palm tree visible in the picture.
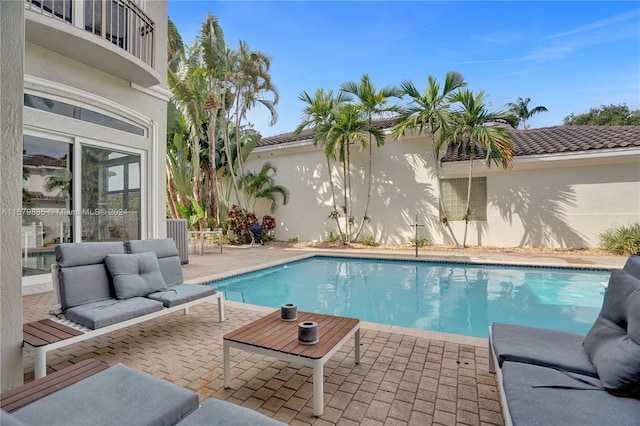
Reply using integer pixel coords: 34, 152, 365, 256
447, 89, 517, 248
199, 14, 227, 224
316, 103, 385, 242
391, 71, 466, 247
340, 74, 401, 241
229, 40, 279, 205
506, 97, 548, 129
294, 88, 351, 238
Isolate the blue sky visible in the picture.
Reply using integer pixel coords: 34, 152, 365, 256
168, 1, 640, 138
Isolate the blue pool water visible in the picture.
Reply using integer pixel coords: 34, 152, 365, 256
207, 256, 610, 338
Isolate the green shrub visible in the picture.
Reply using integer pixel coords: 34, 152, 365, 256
408, 236, 429, 247
598, 222, 640, 255
327, 231, 345, 243
361, 235, 378, 246
287, 236, 299, 243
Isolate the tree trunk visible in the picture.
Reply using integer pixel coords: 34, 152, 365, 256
206, 107, 220, 225
353, 134, 372, 241
462, 155, 474, 248
326, 158, 344, 237
431, 140, 461, 248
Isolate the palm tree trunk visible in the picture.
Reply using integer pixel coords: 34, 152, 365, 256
206, 107, 220, 225
166, 181, 179, 219
346, 142, 352, 243
222, 103, 242, 210
431, 142, 461, 248
353, 132, 373, 241
326, 158, 344, 237
462, 155, 474, 248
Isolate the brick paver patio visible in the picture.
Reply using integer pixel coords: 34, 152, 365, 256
20, 245, 625, 425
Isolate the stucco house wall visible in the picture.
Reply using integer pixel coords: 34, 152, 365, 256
247, 130, 640, 249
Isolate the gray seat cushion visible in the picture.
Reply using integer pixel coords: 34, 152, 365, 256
105, 252, 168, 299
623, 255, 640, 279
177, 398, 285, 426
501, 361, 640, 426
583, 269, 640, 396
146, 284, 218, 308
1, 411, 28, 426
64, 297, 163, 329
491, 322, 597, 377
12, 363, 199, 426
56, 241, 124, 267
126, 239, 184, 287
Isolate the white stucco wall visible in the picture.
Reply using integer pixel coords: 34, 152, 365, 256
1, 0, 25, 391
247, 133, 640, 249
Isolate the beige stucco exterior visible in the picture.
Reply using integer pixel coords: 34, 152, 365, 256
1, 0, 168, 390
247, 132, 640, 249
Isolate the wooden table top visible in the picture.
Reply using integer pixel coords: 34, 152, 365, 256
224, 311, 359, 360
23, 319, 84, 347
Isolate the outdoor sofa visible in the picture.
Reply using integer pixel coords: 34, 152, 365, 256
1, 360, 283, 426
24, 238, 224, 379
489, 255, 640, 425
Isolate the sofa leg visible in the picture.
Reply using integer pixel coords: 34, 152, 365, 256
218, 296, 225, 322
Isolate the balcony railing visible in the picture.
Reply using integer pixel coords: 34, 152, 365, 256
25, 0, 155, 68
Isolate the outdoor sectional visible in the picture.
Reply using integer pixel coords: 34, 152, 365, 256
489, 255, 640, 425
1, 360, 283, 426
23, 238, 224, 379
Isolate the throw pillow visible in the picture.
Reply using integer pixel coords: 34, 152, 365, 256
105, 252, 168, 300
583, 269, 640, 397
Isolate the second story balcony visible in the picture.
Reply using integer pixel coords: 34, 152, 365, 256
25, 0, 161, 87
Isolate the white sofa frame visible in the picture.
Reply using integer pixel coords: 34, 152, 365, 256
24, 265, 225, 379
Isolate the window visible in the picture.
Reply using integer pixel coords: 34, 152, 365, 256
441, 177, 487, 221
22, 135, 73, 277
24, 94, 145, 135
81, 146, 141, 242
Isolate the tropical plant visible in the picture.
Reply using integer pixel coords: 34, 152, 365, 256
563, 103, 640, 126
506, 97, 548, 129
391, 71, 466, 247
598, 222, 640, 255
361, 235, 378, 246
340, 74, 401, 240
294, 88, 351, 239
446, 89, 517, 248
241, 162, 289, 214
315, 103, 385, 242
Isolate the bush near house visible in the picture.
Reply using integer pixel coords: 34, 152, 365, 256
226, 205, 277, 244
598, 222, 640, 255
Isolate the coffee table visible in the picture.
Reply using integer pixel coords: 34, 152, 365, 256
223, 310, 360, 416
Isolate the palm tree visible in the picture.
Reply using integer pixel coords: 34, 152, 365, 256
340, 74, 401, 241
446, 89, 517, 248
391, 71, 466, 247
316, 103, 385, 243
241, 162, 290, 213
506, 97, 548, 129
294, 88, 351, 239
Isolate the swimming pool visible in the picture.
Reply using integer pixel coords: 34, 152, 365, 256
207, 256, 610, 338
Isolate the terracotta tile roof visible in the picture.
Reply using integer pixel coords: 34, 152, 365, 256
259, 122, 640, 161
23, 154, 66, 168
259, 118, 397, 147
442, 125, 640, 163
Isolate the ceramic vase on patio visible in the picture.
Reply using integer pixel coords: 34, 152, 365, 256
281, 303, 297, 321
298, 321, 319, 345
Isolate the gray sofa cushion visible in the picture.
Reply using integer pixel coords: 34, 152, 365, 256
176, 398, 284, 426
491, 322, 597, 377
1, 411, 28, 426
105, 252, 168, 299
623, 255, 640, 279
583, 269, 640, 397
126, 239, 184, 286
64, 297, 163, 329
56, 242, 125, 310
147, 284, 218, 308
56, 241, 124, 267
12, 363, 199, 426
501, 361, 640, 426
58, 264, 113, 310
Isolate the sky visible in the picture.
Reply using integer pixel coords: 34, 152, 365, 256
168, 1, 640, 138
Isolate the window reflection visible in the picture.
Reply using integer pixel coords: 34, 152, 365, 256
22, 135, 73, 277
81, 145, 141, 242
